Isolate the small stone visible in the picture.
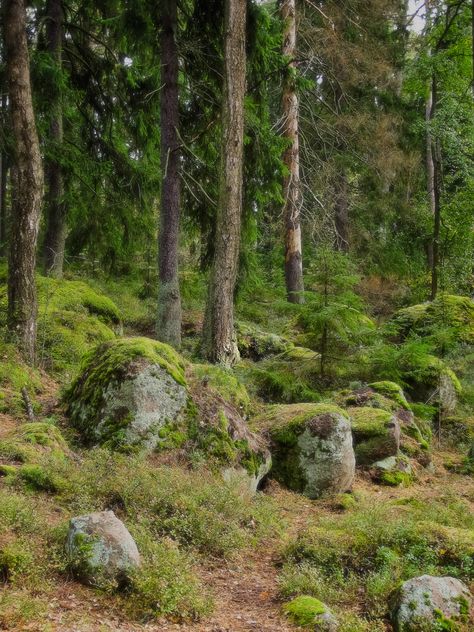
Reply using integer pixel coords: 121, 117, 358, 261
66, 510, 140, 589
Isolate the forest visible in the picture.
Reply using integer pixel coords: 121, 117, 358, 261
0, 0, 474, 630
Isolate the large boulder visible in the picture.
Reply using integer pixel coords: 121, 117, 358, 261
391, 575, 472, 631
65, 337, 188, 452
255, 403, 355, 498
65, 339, 271, 490
66, 510, 140, 589
349, 407, 400, 465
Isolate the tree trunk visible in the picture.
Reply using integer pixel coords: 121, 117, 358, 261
425, 83, 435, 271
43, 0, 66, 278
334, 169, 349, 253
0, 91, 8, 256
156, 0, 182, 348
4, 0, 44, 365
202, 0, 247, 366
430, 76, 441, 300
281, 0, 304, 304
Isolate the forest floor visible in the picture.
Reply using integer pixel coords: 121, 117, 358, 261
2, 400, 472, 632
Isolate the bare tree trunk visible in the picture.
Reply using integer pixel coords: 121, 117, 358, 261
4, 0, 44, 365
202, 0, 246, 366
156, 0, 182, 348
281, 0, 304, 304
334, 169, 349, 253
43, 0, 66, 278
430, 76, 441, 300
426, 83, 435, 271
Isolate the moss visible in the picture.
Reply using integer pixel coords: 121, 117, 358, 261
0, 464, 18, 479
256, 402, 348, 446
19, 464, 62, 492
0, 422, 68, 464
379, 470, 412, 487
0, 542, 33, 583
283, 595, 328, 627
0, 341, 42, 415
350, 407, 394, 437
192, 364, 251, 413
369, 381, 411, 410
38, 309, 116, 376
37, 276, 121, 325
392, 294, 474, 345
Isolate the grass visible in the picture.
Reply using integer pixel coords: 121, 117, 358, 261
279, 490, 474, 630
0, 434, 281, 627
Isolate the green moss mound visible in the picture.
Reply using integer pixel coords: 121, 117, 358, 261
0, 422, 68, 464
283, 595, 328, 627
350, 407, 399, 465
0, 272, 122, 379
369, 381, 411, 410
390, 294, 474, 346
192, 364, 251, 414
254, 403, 347, 443
0, 341, 43, 416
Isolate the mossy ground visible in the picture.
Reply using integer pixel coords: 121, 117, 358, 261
0, 273, 473, 630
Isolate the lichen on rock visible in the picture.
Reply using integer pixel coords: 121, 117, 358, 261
66, 510, 140, 589
391, 575, 472, 631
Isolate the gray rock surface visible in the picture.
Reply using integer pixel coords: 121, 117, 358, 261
263, 405, 355, 499
391, 575, 472, 631
98, 363, 188, 451
66, 510, 140, 588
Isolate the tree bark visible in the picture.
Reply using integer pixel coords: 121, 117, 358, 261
202, 0, 247, 366
281, 0, 304, 304
425, 83, 435, 271
4, 0, 44, 365
43, 0, 66, 278
334, 169, 349, 253
0, 92, 8, 256
156, 0, 182, 348
430, 76, 441, 300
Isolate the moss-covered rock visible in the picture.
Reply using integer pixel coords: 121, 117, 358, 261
236, 322, 293, 360
371, 455, 413, 487
191, 364, 251, 414
65, 337, 188, 452
255, 403, 355, 498
349, 407, 400, 465
390, 294, 474, 346
66, 510, 140, 589
391, 575, 472, 631
186, 370, 271, 492
283, 595, 338, 630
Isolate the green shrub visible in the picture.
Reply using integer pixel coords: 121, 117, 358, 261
280, 492, 474, 626
0, 542, 33, 583
125, 535, 212, 621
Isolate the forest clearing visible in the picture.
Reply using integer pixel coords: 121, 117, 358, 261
0, 0, 474, 631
